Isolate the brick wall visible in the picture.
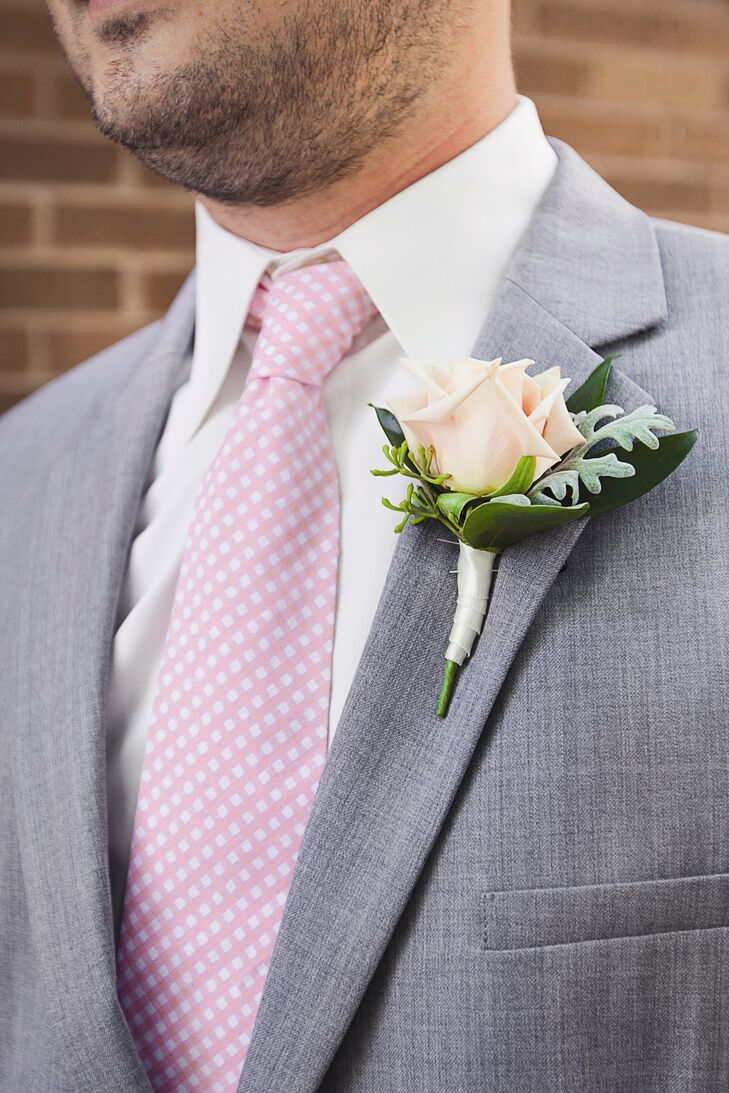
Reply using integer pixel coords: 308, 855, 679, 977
2, 0, 728, 411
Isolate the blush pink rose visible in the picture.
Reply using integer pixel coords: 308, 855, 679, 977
388, 356, 584, 495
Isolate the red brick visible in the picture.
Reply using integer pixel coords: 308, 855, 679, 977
541, 99, 729, 167
534, 2, 729, 59
53, 73, 92, 122
0, 135, 118, 183
604, 172, 713, 216
2, 9, 59, 56
540, 101, 664, 159
53, 202, 194, 250
45, 323, 145, 373
0, 329, 30, 373
0, 375, 38, 415
138, 270, 191, 313
0, 202, 33, 246
0, 70, 34, 117
135, 161, 177, 190
0, 265, 118, 310
590, 51, 722, 111
514, 46, 590, 97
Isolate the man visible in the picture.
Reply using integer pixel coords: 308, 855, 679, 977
1, 0, 727, 1090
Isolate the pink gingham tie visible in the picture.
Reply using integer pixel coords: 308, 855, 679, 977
116, 260, 378, 1092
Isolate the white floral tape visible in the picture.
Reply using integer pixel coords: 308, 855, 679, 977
445, 542, 496, 666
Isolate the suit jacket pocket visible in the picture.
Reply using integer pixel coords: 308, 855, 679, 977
483, 872, 729, 951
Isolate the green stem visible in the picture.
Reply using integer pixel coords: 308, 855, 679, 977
416, 477, 466, 542
436, 659, 460, 718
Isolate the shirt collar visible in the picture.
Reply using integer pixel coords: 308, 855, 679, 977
335, 96, 556, 360
187, 95, 556, 440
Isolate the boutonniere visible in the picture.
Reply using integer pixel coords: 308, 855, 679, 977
371, 356, 697, 718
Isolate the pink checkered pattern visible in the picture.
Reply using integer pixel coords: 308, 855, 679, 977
116, 260, 378, 1092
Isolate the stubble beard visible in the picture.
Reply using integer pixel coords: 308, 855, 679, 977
82, 0, 452, 207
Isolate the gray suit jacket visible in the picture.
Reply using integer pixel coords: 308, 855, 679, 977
2, 141, 728, 1093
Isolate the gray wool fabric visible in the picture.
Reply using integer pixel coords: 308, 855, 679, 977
1, 141, 728, 1093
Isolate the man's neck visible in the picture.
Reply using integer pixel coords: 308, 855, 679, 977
199, 54, 516, 253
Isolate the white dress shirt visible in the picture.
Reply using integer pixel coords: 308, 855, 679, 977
104, 96, 557, 922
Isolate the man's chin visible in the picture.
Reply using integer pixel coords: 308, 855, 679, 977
89, 85, 171, 153
88, 61, 200, 157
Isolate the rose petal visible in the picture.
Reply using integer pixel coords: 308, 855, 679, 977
498, 359, 534, 407
449, 356, 500, 390
401, 369, 491, 426
398, 357, 451, 398
543, 395, 584, 456
386, 391, 427, 456
529, 377, 570, 434
522, 373, 543, 416
531, 365, 562, 389
533, 453, 559, 479
404, 369, 558, 492
528, 373, 583, 459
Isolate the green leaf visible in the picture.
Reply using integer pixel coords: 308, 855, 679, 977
435, 457, 539, 530
491, 493, 531, 506
585, 429, 698, 517
489, 455, 537, 498
566, 356, 617, 414
436, 491, 479, 522
371, 405, 406, 448
461, 498, 590, 551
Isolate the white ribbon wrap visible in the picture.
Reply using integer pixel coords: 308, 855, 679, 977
445, 542, 496, 666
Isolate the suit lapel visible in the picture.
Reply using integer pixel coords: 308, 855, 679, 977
239, 144, 669, 1093
13, 276, 196, 1093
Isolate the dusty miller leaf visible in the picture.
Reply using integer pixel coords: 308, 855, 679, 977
578, 404, 675, 453
530, 452, 635, 505
530, 402, 676, 505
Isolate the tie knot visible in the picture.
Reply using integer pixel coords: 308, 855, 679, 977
246, 259, 378, 386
